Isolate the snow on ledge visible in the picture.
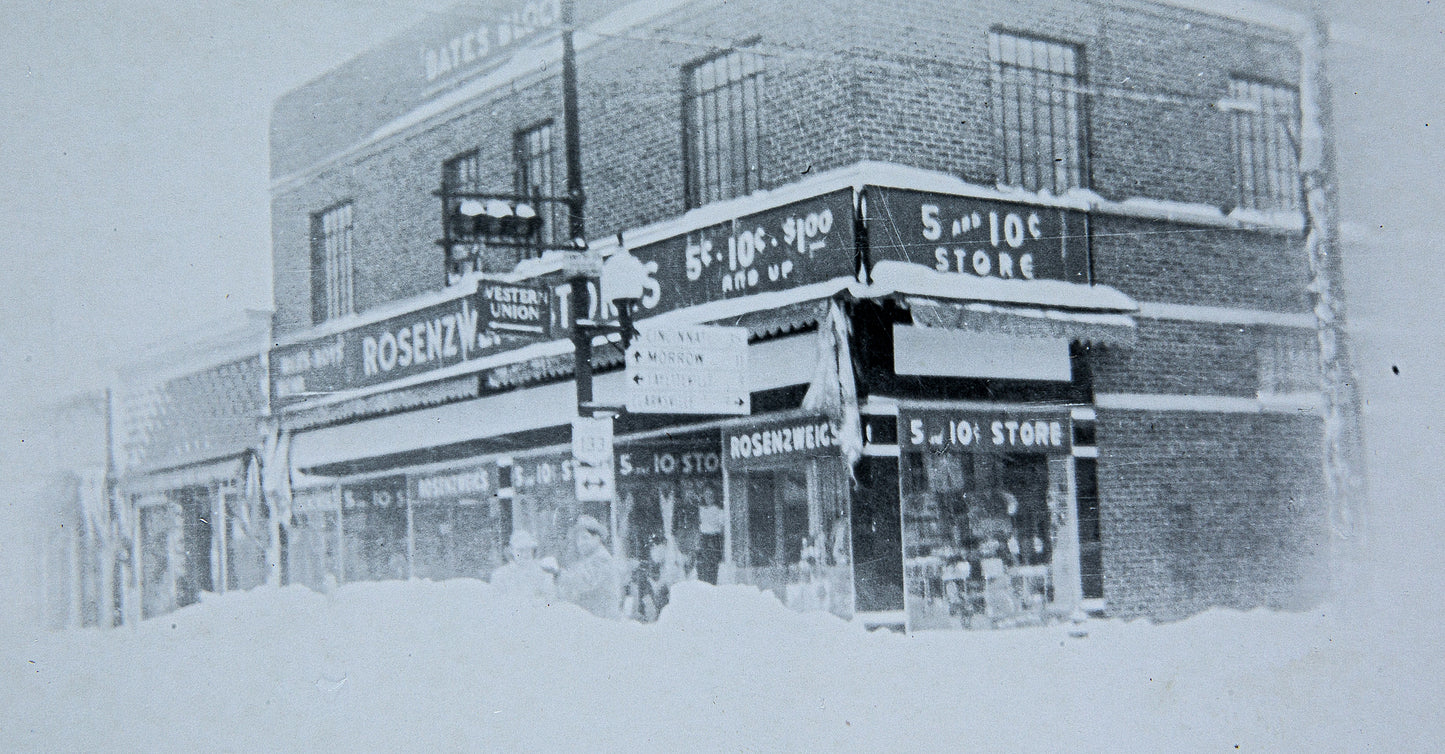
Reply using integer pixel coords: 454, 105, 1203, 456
859, 260, 1139, 313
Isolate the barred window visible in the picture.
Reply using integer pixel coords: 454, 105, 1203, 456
311, 202, 354, 324
1258, 333, 1318, 395
1229, 79, 1301, 212
443, 150, 483, 282
989, 31, 1086, 194
684, 49, 764, 208
514, 121, 562, 247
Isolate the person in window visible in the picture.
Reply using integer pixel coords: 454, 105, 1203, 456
490, 529, 556, 602
696, 489, 725, 584
559, 515, 623, 620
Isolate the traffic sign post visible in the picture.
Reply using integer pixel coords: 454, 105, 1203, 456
571, 415, 616, 502
625, 325, 750, 415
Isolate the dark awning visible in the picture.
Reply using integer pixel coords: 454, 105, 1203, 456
904, 297, 1137, 345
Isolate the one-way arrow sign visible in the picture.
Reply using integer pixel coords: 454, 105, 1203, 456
571, 416, 616, 502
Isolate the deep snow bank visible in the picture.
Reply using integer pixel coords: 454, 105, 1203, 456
0, 579, 1432, 752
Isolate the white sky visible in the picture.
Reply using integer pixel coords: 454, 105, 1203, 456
0, 0, 457, 409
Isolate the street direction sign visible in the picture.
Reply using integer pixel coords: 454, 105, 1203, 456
625, 325, 750, 415
571, 416, 616, 502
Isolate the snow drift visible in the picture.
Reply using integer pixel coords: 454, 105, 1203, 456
0, 579, 1434, 752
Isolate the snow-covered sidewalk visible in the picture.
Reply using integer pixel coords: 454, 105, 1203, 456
0, 579, 1431, 752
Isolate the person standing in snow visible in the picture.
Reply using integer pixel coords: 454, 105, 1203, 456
490, 530, 556, 602
558, 515, 623, 620
695, 490, 725, 584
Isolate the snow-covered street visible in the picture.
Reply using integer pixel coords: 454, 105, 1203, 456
2, 579, 1433, 752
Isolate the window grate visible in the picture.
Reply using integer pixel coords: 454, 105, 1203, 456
443, 151, 484, 281
1229, 78, 1301, 212
684, 49, 764, 208
989, 31, 1086, 195
312, 202, 354, 324
514, 121, 561, 247
1258, 332, 1318, 395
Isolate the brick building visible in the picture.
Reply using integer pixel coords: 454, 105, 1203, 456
263, 0, 1332, 628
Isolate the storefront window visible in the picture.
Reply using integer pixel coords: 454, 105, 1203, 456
410, 464, 505, 581
341, 476, 409, 582
139, 499, 179, 619
511, 453, 605, 569
225, 488, 270, 592
899, 408, 1076, 630
722, 416, 854, 618
615, 436, 724, 621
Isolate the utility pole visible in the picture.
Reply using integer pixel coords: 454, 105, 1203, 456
561, 0, 593, 418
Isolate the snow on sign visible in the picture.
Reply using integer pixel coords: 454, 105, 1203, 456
571, 416, 615, 502
625, 325, 750, 415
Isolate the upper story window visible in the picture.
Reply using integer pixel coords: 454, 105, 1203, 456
684, 49, 764, 208
443, 150, 483, 283
514, 121, 561, 246
311, 201, 354, 324
1228, 78, 1301, 213
1258, 332, 1318, 395
989, 31, 1086, 194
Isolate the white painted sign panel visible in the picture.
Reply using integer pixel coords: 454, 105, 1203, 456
892, 325, 1072, 382
571, 416, 616, 502
625, 325, 750, 415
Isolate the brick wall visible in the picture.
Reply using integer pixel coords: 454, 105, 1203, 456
1095, 410, 1329, 619
272, 0, 1308, 333
1091, 216, 1311, 311
1091, 320, 1259, 397
266, 0, 1331, 622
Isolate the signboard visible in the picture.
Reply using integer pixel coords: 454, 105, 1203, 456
420, 0, 559, 84
409, 463, 499, 506
867, 187, 1089, 284
625, 326, 750, 415
571, 416, 616, 502
478, 281, 551, 336
617, 439, 722, 481
341, 475, 408, 510
628, 189, 856, 318
722, 414, 844, 471
899, 408, 1073, 454
271, 281, 549, 406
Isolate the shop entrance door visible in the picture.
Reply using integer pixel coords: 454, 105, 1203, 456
852, 456, 904, 613
175, 485, 213, 608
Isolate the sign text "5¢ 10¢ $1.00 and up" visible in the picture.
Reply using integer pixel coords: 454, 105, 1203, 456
624, 326, 750, 415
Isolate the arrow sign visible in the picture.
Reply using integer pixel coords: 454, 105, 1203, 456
571, 416, 616, 502
624, 325, 750, 415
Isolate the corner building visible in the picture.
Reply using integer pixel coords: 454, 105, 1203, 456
267, 0, 1331, 628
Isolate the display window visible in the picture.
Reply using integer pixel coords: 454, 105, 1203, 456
341, 475, 409, 582
615, 435, 723, 620
511, 452, 606, 569
898, 407, 1076, 630
288, 486, 341, 589
722, 415, 854, 618
409, 463, 505, 581
138, 497, 179, 619
225, 486, 270, 592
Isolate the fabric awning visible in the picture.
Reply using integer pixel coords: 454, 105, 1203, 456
118, 456, 246, 496
484, 297, 831, 391
905, 297, 1137, 345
